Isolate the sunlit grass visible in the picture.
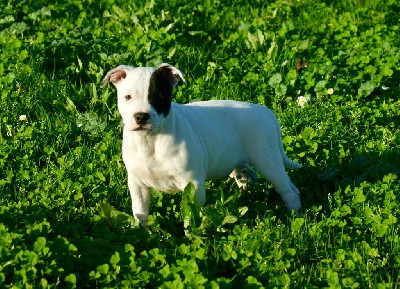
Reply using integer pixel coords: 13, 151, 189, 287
0, 0, 399, 287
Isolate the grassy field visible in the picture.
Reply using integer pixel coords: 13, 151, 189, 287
1, 0, 400, 288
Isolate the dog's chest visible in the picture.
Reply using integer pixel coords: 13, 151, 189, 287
122, 135, 192, 192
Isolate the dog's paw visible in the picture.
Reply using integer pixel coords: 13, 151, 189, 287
230, 164, 258, 190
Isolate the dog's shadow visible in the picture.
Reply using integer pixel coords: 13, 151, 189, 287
296, 147, 400, 214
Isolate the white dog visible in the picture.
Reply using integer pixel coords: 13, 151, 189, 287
101, 63, 302, 226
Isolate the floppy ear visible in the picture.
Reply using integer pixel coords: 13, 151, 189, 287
100, 65, 133, 88
156, 63, 186, 87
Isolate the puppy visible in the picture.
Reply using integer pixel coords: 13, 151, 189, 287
101, 63, 302, 226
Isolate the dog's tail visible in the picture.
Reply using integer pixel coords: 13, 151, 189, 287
273, 113, 303, 169
282, 150, 303, 169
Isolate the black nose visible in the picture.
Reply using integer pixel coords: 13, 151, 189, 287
134, 112, 150, 125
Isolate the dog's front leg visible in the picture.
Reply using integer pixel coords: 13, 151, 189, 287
128, 176, 150, 227
194, 181, 206, 207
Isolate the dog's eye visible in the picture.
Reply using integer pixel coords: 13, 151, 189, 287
125, 95, 132, 101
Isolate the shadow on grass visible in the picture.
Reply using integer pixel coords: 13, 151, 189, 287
0, 201, 153, 287
298, 146, 400, 213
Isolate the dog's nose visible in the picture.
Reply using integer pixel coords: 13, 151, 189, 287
134, 112, 150, 125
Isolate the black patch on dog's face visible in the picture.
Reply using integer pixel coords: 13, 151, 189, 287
148, 67, 173, 117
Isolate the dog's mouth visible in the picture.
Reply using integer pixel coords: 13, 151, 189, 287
130, 126, 150, 132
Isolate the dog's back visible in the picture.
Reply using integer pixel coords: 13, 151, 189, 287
171, 100, 282, 179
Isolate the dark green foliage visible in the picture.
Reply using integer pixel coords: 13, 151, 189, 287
1, 0, 399, 287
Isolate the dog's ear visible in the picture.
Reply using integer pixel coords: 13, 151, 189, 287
156, 63, 186, 87
100, 65, 132, 88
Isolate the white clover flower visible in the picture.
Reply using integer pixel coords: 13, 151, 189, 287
326, 88, 334, 95
297, 96, 307, 108
19, 115, 27, 121
165, 23, 174, 31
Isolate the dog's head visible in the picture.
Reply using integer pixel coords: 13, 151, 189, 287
101, 63, 185, 132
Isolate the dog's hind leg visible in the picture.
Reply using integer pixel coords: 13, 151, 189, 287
229, 163, 258, 190
251, 153, 301, 212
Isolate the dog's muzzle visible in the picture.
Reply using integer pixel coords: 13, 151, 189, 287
131, 112, 151, 131
134, 112, 150, 125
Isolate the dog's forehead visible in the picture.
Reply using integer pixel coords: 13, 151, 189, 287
128, 67, 156, 86
118, 67, 155, 95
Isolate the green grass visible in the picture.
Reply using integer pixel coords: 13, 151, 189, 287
1, 0, 399, 288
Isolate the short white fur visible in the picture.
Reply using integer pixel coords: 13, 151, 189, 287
101, 63, 302, 226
